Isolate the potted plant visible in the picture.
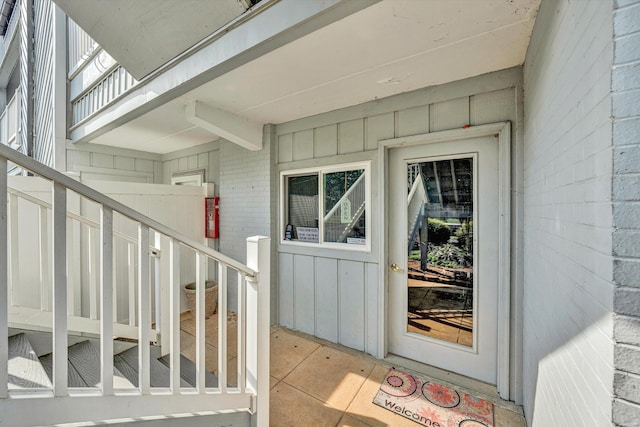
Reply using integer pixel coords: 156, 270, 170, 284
183, 280, 218, 318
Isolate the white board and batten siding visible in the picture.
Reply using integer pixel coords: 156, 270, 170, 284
275, 67, 522, 359
279, 254, 379, 354
7, 177, 207, 323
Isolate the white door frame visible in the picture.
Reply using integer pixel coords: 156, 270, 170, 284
377, 122, 511, 399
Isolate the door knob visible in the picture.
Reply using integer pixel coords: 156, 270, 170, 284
390, 263, 401, 272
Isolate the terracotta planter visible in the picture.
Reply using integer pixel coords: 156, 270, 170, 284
184, 280, 218, 318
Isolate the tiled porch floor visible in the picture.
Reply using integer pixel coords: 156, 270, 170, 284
180, 315, 525, 426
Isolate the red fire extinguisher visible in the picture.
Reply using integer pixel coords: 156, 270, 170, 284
205, 197, 219, 239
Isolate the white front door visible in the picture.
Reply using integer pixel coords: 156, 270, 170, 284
388, 134, 500, 384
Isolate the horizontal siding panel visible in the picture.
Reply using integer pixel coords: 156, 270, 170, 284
293, 129, 314, 161
397, 105, 429, 137
366, 113, 395, 151
313, 124, 338, 158
278, 133, 293, 163
338, 119, 364, 154
429, 96, 470, 132
470, 88, 515, 126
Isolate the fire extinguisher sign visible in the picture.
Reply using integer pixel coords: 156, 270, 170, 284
205, 197, 219, 239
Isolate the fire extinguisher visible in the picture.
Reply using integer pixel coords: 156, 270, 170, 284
205, 197, 219, 238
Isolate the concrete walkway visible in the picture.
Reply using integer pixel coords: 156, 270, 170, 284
179, 314, 525, 426
269, 326, 525, 427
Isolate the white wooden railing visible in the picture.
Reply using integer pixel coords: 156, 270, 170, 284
6, 182, 151, 338
67, 15, 139, 127
71, 65, 138, 126
0, 144, 270, 426
407, 171, 428, 252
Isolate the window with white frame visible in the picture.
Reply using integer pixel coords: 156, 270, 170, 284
281, 162, 370, 250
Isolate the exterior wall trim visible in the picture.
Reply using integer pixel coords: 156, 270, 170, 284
378, 121, 512, 399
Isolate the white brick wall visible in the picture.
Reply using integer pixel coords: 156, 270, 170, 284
523, 0, 614, 425
218, 139, 272, 263
218, 134, 274, 313
613, 0, 640, 425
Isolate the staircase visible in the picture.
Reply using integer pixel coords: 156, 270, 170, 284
8, 332, 218, 390
0, 143, 271, 426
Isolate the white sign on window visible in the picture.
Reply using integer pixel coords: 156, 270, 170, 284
340, 199, 352, 223
296, 227, 319, 243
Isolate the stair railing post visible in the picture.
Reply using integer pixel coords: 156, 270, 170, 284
245, 236, 270, 427
138, 224, 150, 394
0, 157, 8, 398
159, 234, 171, 356
8, 192, 19, 306
196, 252, 206, 393
169, 239, 181, 393
38, 205, 50, 311
52, 182, 68, 396
100, 206, 114, 396
216, 259, 227, 394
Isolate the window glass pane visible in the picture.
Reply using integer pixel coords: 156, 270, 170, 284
287, 174, 318, 242
407, 157, 474, 346
323, 169, 366, 244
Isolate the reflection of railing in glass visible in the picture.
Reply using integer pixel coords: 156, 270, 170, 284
407, 169, 428, 253
405, 157, 474, 347
323, 171, 365, 243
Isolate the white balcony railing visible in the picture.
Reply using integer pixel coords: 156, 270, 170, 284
71, 65, 138, 126
0, 144, 270, 426
0, 88, 20, 150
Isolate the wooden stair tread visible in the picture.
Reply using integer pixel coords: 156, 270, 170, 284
116, 346, 189, 388
39, 353, 87, 387
8, 333, 53, 389
67, 341, 134, 388
158, 353, 218, 388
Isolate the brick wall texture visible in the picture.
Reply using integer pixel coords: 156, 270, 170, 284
522, 0, 615, 425
612, 0, 640, 425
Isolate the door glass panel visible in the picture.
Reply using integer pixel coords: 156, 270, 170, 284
406, 157, 474, 346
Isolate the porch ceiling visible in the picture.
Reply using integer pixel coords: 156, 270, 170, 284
86, 0, 541, 154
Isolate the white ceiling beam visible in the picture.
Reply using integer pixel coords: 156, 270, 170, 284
185, 101, 263, 151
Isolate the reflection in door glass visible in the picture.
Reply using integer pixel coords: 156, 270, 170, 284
406, 158, 473, 347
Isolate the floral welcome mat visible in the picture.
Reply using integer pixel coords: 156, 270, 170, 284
372, 368, 494, 427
